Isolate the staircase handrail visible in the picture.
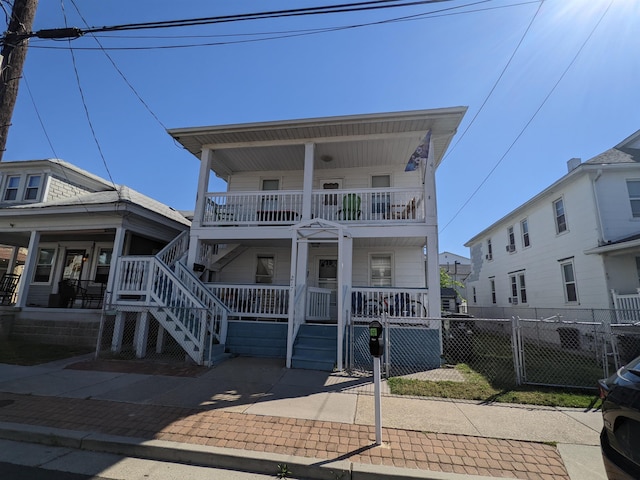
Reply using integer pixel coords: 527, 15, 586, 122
156, 230, 190, 268
149, 259, 209, 361
176, 260, 230, 344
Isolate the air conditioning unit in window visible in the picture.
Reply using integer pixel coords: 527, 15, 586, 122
485, 254, 493, 260
508, 297, 518, 305
506, 244, 516, 253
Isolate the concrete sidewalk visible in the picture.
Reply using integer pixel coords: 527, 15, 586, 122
0, 355, 607, 479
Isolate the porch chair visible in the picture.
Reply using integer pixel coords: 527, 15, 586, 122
338, 194, 361, 220
0, 273, 20, 305
393, 197, 418, 220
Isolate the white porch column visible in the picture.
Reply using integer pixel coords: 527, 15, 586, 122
187, 148, 214, 270
106, 226, 126, 304
423, 135, 441, 317
15, 230, 39, 308
301, 143, 315, 220
286, 233, 300, 368
337, 233, 352, 371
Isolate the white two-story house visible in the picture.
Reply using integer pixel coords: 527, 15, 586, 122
110, 108, 467, 370
465, 129, 640, 318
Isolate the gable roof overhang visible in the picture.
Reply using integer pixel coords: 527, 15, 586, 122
167, 107, 467, 178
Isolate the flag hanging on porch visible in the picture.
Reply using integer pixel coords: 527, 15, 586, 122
405, 130, 431, 172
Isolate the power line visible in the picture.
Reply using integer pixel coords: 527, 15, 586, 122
27, 0, 538, 52
440, 0, 615, 233
60, 0, 118, 191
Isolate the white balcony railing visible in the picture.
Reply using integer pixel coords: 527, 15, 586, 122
202, 188, 424, 226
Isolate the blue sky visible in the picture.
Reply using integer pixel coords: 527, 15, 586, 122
4, 0, 640, 257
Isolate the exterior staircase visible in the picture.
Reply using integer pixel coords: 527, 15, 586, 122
291, 323, 337, 371
225, 321, 287, 358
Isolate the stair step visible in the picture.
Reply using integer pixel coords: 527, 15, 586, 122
291, 354, 335, 371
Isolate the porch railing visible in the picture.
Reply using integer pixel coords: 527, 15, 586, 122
351, 287, 428, 318
202, 187, 424, 226
207, 284, 290, 320
612, 289, 640, 322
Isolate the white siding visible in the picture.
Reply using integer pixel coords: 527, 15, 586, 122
593, 168, 640, 241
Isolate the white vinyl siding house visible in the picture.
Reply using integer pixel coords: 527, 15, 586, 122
465, 129, 640, 313
105, 108, 466, 369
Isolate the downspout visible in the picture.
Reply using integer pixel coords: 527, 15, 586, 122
591, 169, 604, 244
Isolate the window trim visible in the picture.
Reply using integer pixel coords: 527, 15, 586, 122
507, 226, 516, 253
369, 253, 393, 287
23, 174, 42, 201
486, 238, 493, 261
518, 273, 527, 304
520, 218, 530, 248
626, 179, 640, 218
255, 254, 276, 284
32, 246, 57, 285
3, 175, 20, 201
553, 197, 568, 234
490, 278, 496, 304
560, 260, 578, 303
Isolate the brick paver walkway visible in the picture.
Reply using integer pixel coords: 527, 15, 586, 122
0, 392, 568, 479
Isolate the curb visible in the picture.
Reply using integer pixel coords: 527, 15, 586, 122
0, 422, 511, 480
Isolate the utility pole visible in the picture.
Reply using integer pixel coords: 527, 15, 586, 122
0, 0, 39, 161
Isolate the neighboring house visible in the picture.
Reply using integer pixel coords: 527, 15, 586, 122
464, 129, 640, 316
0, 159, 190, 345
109, 108, 467, 370
439, 252, 471, 312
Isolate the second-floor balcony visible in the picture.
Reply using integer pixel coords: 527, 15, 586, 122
203, 187, 424, 227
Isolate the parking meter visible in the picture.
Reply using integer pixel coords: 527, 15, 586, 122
369, 320, 384, 357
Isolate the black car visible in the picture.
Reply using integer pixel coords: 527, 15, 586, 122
599, 355, 640, 480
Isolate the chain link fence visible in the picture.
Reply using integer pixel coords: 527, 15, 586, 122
95, 305, 202, 363
346, 313, 640, 391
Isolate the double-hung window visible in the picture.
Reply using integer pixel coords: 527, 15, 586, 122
507, 226, 516, 252
24, 175, 41, 201
554, 198, 567, 233
486, 238, 493, 260
33, 247, 56, 283
490, 278, 496, 304
626, 180, 640, 217
509, 272, 527, 304
561, 261, 578, 302
3, 176, 20, 201
521, 218, 530, 247
370, 254, 392, 287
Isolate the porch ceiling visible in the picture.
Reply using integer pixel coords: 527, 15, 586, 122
168, 107, 467, 176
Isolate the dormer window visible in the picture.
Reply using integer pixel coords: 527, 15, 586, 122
3, 176, 19, 201
24, 175, 41, 201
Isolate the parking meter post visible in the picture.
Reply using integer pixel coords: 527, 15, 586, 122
369, 320, 384, 446
373, 355, 382, 445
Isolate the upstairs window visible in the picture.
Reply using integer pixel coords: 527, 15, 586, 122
486, 238, 493, 261
626, 180, 640, 217
24, 175, 41, 201
521, 218, 530, 247
507, 226, 516, 253
554, 198, 567, 233
3, 176, 19, 201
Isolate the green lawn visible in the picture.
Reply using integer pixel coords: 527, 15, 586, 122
388, 331, 604, 409
0, 339, 93, 365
